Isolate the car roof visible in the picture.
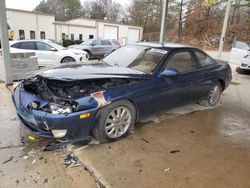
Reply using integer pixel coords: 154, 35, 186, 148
9, 39, 53, 44
132, 42, 194, 50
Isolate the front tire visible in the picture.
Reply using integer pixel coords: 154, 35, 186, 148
83, 51, 90, 60
61, 57, 75, 64
199, 82, 222, 106
92, 100, 136, 143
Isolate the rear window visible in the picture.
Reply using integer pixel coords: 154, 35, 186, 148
195, 51, 215, 67
112, 40, 120, 45
102, 40, 112, 45
234, 41, 250, 50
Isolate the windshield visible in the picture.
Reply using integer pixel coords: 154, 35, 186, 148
81, 39, 95, 45
50, 42, 66, 50
103, 45, 167, 73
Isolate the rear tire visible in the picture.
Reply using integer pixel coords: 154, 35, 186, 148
199, 82, 222, 107
92, 100, 136, 143
61, 57, 75, 64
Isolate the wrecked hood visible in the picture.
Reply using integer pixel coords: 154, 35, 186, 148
27, 63, 148, 81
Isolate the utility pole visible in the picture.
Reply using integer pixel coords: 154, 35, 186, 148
159, 0, 169, 45
0, 0, 12, 84
218, 0, 232, 59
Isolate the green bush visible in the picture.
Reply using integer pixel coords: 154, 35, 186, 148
63, 39, 83, 47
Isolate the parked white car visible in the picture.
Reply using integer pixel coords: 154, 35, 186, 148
9, 40, 87, 67
230, 41, 250, 70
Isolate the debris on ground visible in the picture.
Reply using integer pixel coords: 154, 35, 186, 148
43, 141, 69, 152
169, 150, 180, 154
141, 138, 150, 143
190, 130, 196, 133
64, 154, 81, 168
2, 156, 14, 164
164, 168, 171, 172
23, 155, 28, 160
32, 159, 37, 165
43, 178, 48, 184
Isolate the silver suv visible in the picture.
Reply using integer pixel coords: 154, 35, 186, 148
68, 39, 120, 60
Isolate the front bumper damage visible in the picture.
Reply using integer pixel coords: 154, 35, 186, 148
12, 84, 98, 141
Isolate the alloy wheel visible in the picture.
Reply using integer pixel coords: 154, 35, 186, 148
104, 106, 132, 139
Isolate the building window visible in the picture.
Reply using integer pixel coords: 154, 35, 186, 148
30, 31, 35, 39
71, 34, 74, 40
89, 35, 94, 39
19, 30, 25, 40
40, 31, 45, 39
79, 34, 82, 40
62, 33, 65, 40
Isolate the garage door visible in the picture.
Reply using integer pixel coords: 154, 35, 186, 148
127, 28, 140, 44
103, 25, 118, 40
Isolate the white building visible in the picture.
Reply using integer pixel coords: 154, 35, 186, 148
7, 8, 55, 41
6, 8, 143, 45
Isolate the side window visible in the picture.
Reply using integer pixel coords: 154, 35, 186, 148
102, 40, 112, 45
92, 40, 102, 45
36, 42, 53, 51
234, 41, 249, 50
19, 42, 36, 50
195, 51, 215, 67
166, 51, 196, 73
10, 42, 21, 49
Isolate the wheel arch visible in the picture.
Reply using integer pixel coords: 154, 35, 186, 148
60, 56, 76, 63
82, 49, 92, 56
218, 79, 225, 91
107, 98, 139, 121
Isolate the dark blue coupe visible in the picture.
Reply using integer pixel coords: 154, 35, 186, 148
12, 43, 232, 143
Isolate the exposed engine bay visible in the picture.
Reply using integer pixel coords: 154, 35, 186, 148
22, 76, 135, 114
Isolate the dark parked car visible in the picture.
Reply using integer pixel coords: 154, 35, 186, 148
12, 43, 232, 143
68, 39, 120, 60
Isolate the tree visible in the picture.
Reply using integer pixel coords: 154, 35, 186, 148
35, 0, 82, 21
127, 0, 162, 33
83, 0, 122, 21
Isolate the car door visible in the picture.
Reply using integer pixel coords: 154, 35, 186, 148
101, 40, 113, 55
35, 42, 59, 66
192, 50, 218, 98
150, 50, 200, 113
89, 40, 103, 56
230, 41, 250, 64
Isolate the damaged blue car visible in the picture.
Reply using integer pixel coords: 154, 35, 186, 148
12, 43, 232, 143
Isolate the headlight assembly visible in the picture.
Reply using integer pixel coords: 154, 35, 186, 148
49, 103, 72, 114
73, 52, 84, 56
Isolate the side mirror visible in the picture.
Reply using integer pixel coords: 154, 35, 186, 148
91, 43, 96, 46
50, 48, 57, 52
159, 68, 179, 77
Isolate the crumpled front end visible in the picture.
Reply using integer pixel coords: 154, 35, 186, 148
12, 83, 98, 141
12, 75, 136, 141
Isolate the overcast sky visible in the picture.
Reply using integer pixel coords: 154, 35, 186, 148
5, 0, 130, 11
